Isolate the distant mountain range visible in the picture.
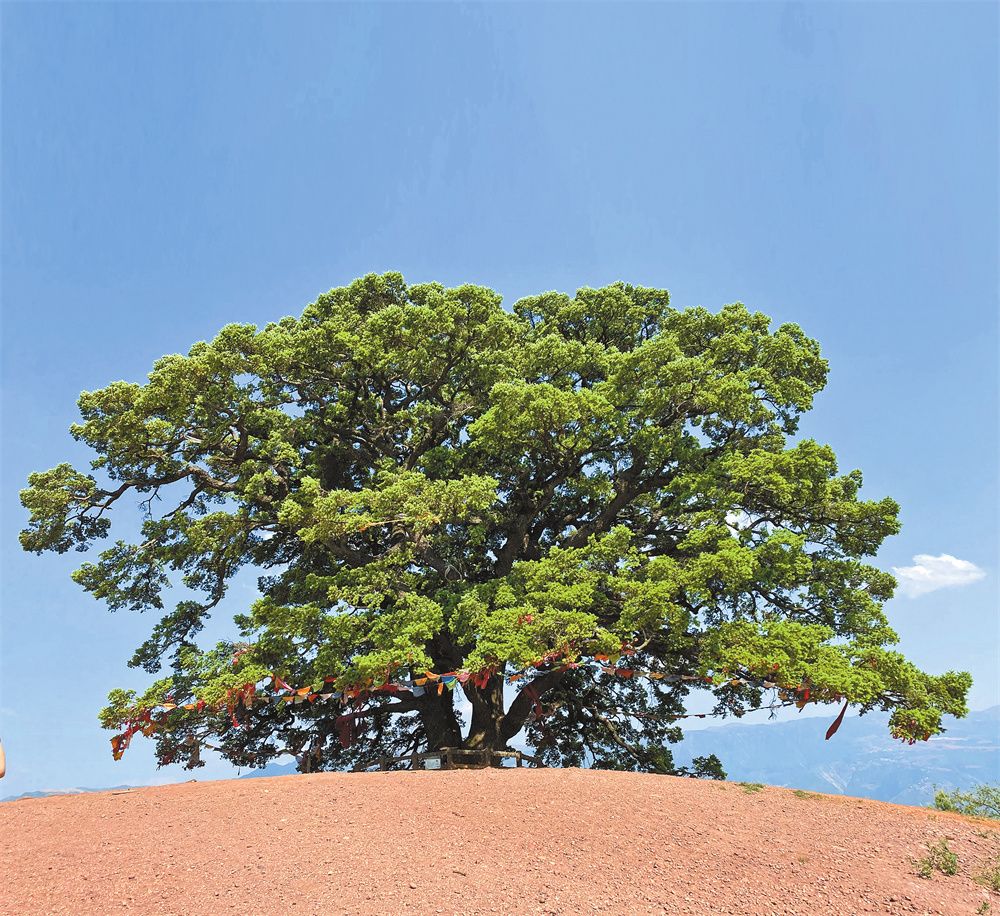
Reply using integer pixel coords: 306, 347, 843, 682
673, 705, 999, 806
5, 706, 996, 806
2, 785, 134, 803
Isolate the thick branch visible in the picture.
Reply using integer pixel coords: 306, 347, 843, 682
498, 669, 568, 744
348, 697, 425, 719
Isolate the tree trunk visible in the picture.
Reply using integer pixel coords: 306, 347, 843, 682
452, 669, 569, 757
462, 676, 505, 751
419, 687, 463, 750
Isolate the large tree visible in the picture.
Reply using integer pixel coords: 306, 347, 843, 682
21, 273, 970, 774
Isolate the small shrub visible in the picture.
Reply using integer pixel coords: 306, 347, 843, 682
976, 900, 990, 915
689, 754, 727, 781
793, 789, 821, 799
933, 785, 1000, 820
975, 858, 1000, 893
914, 839, 959, 878
739, 782, 765, 794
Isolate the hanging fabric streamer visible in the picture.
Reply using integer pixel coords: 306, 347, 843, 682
825, 700, 849, 740
522, 684, 545, 720
272, 674, 294, 693
108, 643, 858, 762
335, 714, 355, 749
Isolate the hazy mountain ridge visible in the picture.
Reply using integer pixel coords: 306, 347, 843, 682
1, 785, 133, 803
673, 705, 999, 805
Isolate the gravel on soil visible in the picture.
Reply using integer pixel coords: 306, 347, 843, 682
2, 767, 998, 915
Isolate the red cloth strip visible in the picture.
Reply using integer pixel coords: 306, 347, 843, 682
825, 700, 849, 740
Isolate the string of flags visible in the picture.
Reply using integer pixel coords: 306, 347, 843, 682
110, 644, 851, 760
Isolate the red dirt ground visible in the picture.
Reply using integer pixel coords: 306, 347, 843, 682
2, 768, 998, 915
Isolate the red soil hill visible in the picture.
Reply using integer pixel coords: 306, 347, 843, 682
2, 768, 998, 915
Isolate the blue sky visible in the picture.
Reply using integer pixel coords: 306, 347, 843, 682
1, 2, 996, 800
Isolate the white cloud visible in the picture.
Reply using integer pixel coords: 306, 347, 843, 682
891, 553, 986, 598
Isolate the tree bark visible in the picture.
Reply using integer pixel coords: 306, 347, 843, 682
419, 688, 463, 750
462, 676, 505, 750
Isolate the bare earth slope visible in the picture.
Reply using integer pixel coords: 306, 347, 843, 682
2, 768, 998, 915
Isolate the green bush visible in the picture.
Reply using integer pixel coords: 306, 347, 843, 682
933, 785, 1000, 820
915, 839, 958, 878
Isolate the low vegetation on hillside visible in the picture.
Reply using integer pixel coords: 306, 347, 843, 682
934, 784, 1000, 820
